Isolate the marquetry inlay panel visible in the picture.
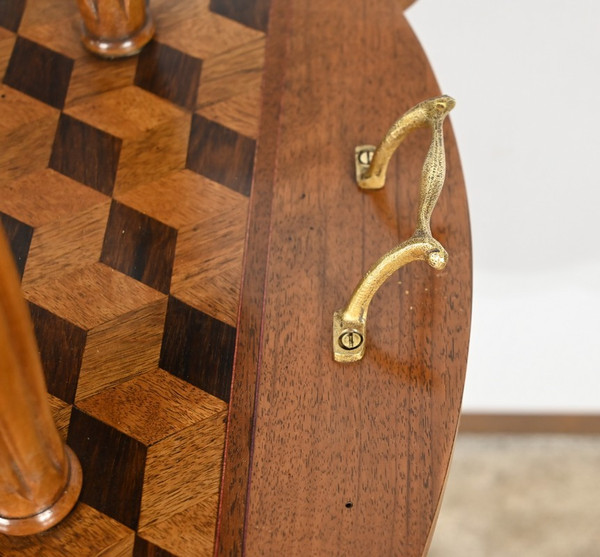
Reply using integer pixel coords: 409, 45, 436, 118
0, 0, 269, 554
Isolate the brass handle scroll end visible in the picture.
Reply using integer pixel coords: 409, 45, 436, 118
334, 95, 455, 363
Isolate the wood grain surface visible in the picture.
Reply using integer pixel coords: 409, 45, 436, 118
0, 0, 470, 552
0, 0, 268, 552
217, 0, 472, 555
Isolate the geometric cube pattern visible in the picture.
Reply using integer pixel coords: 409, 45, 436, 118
0, 212, 33, 279
160, 296, 237, 402
0, 1, 26, 33
4, 36, 73, 109
67, 408, 148, 530
186, 114, 256, 196
100, 201, 178, 294
0, 0, 268, 553
135, 41, 203, 111
28, 301, 87, 404
49, 113, 122, 195
209, 0, 271, 33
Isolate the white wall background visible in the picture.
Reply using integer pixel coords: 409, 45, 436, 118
405, 1, 600, 413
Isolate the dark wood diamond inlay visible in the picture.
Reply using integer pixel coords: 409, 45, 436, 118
186, 115, 256, 196
135, 41, 202, 111
49, 113, 122, 196
0, 212, 33, 280
160, 296, 236, 402
133, 537, 178, 557
3, 37, 73, 109
209, 0, 271, 32
29, 302, 87, 405
67, 408, 147, 530
101, 200, 177, 294
0, 0, 26, 32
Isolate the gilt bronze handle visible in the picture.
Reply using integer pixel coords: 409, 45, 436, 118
333, 95, 455, 362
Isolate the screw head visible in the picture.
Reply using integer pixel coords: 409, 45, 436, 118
338, 329, 363, 351
357, 149, 374, 166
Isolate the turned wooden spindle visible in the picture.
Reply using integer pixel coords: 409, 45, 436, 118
0, 227, 82, 536
77, 0, 155, 58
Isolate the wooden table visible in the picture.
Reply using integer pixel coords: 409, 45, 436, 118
0, 0, 470, 554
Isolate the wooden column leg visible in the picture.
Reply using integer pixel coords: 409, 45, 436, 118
77, 0, 155, 58
0, 227, 82, 536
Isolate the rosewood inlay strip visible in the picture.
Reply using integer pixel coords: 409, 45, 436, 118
159, 297, 236, 402
0, 0, 26, 33
3, 36, 73, 109
0, 213, 33, 280
49, 113, 122, 196
100, 200, 178, 294
28, 302, 86, 404
135, 41, 203, 111
68, 408, 147, 530
186, 114, 256, 196
209, 0, 271, 33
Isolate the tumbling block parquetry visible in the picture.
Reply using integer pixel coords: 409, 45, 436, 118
23, 262, 164, 330
29, 302, 87, 404
47, 393, 72, 441
0, 168, 108, 228
139, 410, 228, 529
0, 0, 269, 552
76, 296, 168, 401
17, 0, 85, 59
152, 1, 263, 60
0, 0, 26, 33
135, 41, 203, 110
49, 113, 122, 195
68, 408, 147, 530
0, 212, 32, 279
0, 86, 59, 182
20, 201, 111, 289
186, 114, 256, 196
114, 113, 192, 196
160, 297, 236, 402
115, 169, 242, 229
171, 205, 247, 328
65, 84, 186, 139
138, 411, 228, 555
77, 368, 226, 446
0, 82, 58, 133
3, 36, 73, 109
138, 493, 221, 556
196, 37, 265, 109
64, 55, 138, 107
209, 0, 271, 33
101, 201, 178, 294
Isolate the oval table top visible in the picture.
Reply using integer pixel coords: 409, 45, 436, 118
0, 0, 470, 554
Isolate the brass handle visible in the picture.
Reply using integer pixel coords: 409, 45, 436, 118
333, 95, 455, 362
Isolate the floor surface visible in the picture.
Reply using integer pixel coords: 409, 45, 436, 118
429, 434, 600, 557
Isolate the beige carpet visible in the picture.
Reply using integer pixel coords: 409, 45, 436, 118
429, 434, 600, 557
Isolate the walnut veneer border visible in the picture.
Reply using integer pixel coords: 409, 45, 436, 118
216, 0, 472, 555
